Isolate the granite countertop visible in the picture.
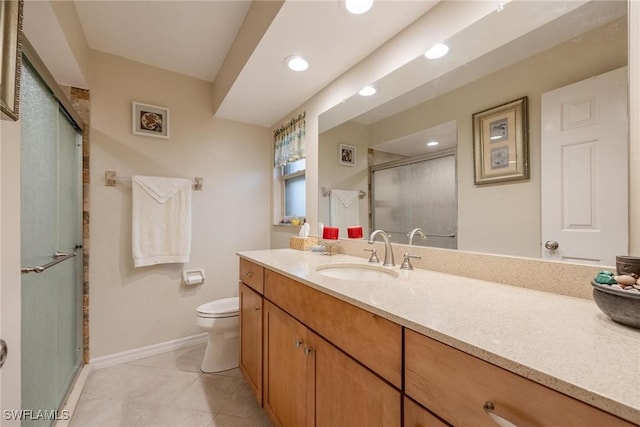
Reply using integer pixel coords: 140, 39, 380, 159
237, 248, 640, 425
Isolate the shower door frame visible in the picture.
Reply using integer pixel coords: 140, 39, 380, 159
18, 38, 86, 419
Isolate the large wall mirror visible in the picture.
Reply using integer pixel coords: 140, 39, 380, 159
318, 0, 629, 266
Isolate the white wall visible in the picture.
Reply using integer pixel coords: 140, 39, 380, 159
88, 51, 271, 358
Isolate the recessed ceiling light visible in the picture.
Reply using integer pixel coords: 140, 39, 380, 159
358, 86, 376, 96
285, 55, 309, 72
427, 141, 439, 147
424, 43, 449, 60
345, 0, 374, 14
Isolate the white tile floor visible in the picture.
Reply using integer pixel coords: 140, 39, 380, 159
69, 345, 272, 427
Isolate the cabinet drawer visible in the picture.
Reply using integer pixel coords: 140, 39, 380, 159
405, 329, 635, 427
239, 258, 264, 294
265, 269, 402, 388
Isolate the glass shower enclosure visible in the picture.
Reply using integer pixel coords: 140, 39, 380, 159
20, 59, 83, 425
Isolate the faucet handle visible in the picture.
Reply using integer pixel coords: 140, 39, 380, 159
400, 253, 421, 270
364, 248, 379, 264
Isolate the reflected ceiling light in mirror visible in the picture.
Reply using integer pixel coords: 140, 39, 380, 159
427, 141, 439, 147
359, 86, 377, 96
344, 0, 374, 15
424, 43, 449, 59
285, 55, 309, 71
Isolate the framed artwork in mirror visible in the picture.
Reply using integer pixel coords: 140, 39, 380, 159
132, 101, 170, 138
339, 143, 356, 166
472, 96, 529, 185
0, 0, 24, 121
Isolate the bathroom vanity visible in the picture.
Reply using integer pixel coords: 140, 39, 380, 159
237, 249, 640, 427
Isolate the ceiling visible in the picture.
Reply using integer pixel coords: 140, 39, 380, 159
22, 0, 438, 128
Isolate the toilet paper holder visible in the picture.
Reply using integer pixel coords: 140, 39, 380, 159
183, 269, 205, 286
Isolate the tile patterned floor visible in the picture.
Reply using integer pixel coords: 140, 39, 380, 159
69, 345, 272, 427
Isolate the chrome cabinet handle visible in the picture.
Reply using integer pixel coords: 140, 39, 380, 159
544, 240, 559, 250
295, 339, 303, 348
254, 306, 261, 311
245, 271, 254, 278
304, 347, 313, 356
483, 402, 518, 427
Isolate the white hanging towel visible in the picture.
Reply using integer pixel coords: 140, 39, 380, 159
132, 175, 192, 267
329, 189, 360, 238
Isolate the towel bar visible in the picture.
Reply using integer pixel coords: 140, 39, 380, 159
321, 187, 366, 199
105, 170, 203, 191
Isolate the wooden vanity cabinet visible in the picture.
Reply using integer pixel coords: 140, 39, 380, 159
405, 329, 635, 427
264, 269, 402, 388
259, 268, 402, 427
263, 301, 311, 427
239, 259, 264, 405
403, 397, 449, 427
239, 282, 263, 405
309, 330, 401, 427
263, 300, 401, 427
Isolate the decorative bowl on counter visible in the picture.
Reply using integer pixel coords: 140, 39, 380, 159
591, 281, 640, 329
616, 255, 640, 276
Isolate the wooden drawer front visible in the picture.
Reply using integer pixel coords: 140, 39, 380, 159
404, 397, 449, 427
264, 269, 402, 388
405, 329, 635, 427
239, 258, 264, 294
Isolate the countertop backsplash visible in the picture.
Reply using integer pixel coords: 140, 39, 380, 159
329, 237, 606, 300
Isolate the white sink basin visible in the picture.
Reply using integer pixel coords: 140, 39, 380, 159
315, 263, 399, 281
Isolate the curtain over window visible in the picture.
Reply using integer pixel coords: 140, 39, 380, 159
274, 112, 306, 167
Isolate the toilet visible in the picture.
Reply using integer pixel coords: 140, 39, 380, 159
195, 297, 240, 373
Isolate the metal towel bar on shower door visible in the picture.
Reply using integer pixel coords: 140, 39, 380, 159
21, 251, 76, 274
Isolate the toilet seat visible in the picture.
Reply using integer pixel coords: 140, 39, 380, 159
197, 297, 239, 318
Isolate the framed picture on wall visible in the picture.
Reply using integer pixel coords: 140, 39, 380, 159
0, 0, 24, 121
472, 96, 529, 185
132, 101, 170, 138
338, 143, 356, 166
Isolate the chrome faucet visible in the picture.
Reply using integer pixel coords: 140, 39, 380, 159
368, 229, 395, 267
407, 228, 427, 245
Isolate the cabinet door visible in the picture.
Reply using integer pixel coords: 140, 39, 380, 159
309, 331, 401, 427
404, 397, 449, 427
263, 301, 312, 427
239, 282, 263, 405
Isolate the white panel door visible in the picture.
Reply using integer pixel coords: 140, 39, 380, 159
541, 67, 628, 266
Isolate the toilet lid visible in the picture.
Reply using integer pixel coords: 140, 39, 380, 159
197, 297, 239, 318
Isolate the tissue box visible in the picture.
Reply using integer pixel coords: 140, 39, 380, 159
289, 236, 318, 251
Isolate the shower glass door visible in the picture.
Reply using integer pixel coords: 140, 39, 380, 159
20, 60, 82, 426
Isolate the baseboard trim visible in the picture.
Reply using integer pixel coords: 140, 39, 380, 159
89, 333, 208, 370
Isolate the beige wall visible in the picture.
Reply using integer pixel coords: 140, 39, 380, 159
88, 51, 271, 358
0, 119, 22, 424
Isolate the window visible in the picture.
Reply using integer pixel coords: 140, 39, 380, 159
281, 158, 305, 220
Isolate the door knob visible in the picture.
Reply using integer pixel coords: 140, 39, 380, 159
544, 240, 559, 250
